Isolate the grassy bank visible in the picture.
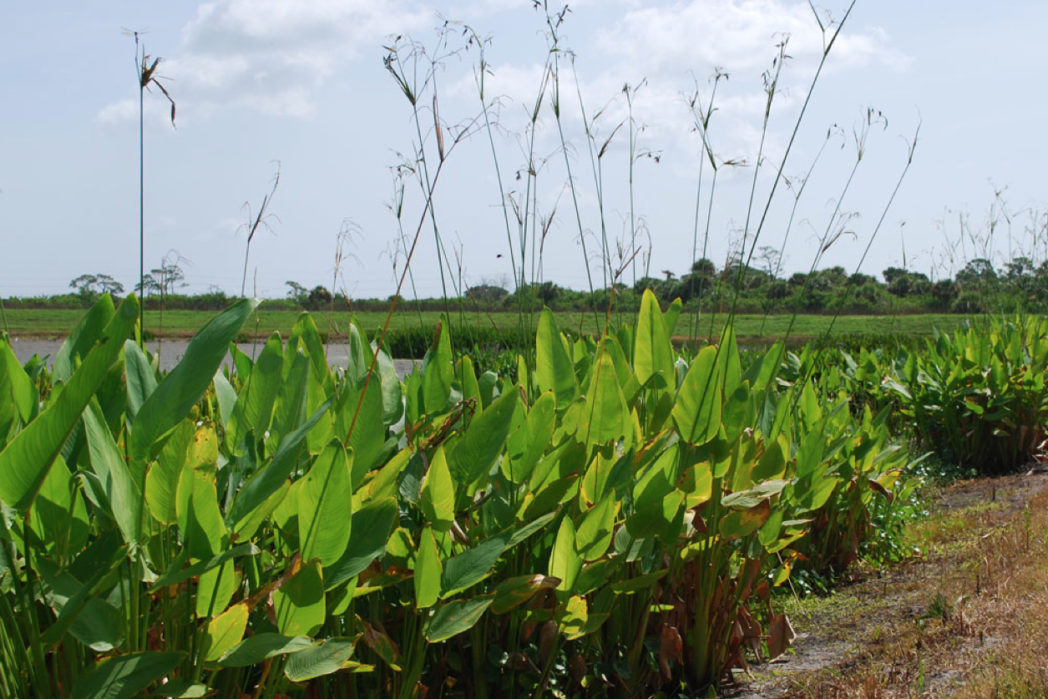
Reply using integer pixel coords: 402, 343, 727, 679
1, 306, 978, 344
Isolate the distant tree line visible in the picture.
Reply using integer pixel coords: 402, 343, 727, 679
4, 255, 1047, 314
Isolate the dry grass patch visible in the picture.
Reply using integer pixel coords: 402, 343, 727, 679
729, 472, 1048, 698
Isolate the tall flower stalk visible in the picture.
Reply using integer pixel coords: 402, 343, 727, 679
133, 31, 175, 346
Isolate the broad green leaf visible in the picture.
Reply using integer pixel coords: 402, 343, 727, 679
274, 559, 325, 637
634, 289, 673, 389
298, 441, 353, 567
151, 543, 258, 590
212, 373, 237, 429
491, 574, 560, 614
718, 500, 771, 540
504, 391, 556, 484
414, 526, 442, 609
176, 464, 226, 560
283, 637, 358, 682
37, 556, 123, 652
227, 397, 333, 530
424, 597, 493, 643
216, 633, 315, 667
457, 355, 481, 409
84, 403, 142, 546
419, 447, 455, 531
448, 386, 517, 486
375, 344, 404, 425
72, 651, 183, 699
672, 345, 722, 446
339, 377, 385, 486
0, 295, 138, 512
422, 321, 453, 414
202, 602, 248, 662
227, 332, 283, 451
144, 421, 197, 526
664, 297, 683, 337
289, 312, 333, 392
549, 516, 581, 594
123, 340, 157, 423
326, 497, 399, 589
130, 298, 259, 461
582, 349, 630, 447
154, 680, 208, 698
29, 452, 89, 558
53, 293, 115, 384
195, 560, 239, 619
560, 595, 589, 640
0, 339, 35, 423
536, 309, 576, 408
441, 533, 509, 597
575, 495, 617, 561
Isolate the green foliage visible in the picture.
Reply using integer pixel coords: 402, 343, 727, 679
3, 296, 1034, 697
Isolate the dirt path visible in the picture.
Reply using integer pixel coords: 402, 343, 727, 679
724, 470, 1048, 698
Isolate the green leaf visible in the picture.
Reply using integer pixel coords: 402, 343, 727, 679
153, 680, 208, 698
53, 293, 115, 384
325, 497, 399, 589
490, 574, 560, 615
83, 403, 143, 547
664, 297, 683, 337
582, 348, 630, 447
175, 463, 226, 560
422, 321, 453, 414
37, 555, 124, 652
448, 386, 517, 486
123, 340, 157, 423
227, 332, 283, 451
283, 637, 359, 682
72, 651, 183, 699
672, 345, 722, 446
274, 559, 325, 637
131, 298, 259, 461
536, 309, 576, 408
634, 289, 673, 389
202, 603, 248, 662
441, 534, 509, 597
1, 338, 35, 424
549, 516, 581, 594
144, 421, 197, 526
298, 441, 353, 567
375, 345, 404, 426
217, 634, 315, 667
227, 397, 333, 530
575, 496, 617, 561
419, 447, 455, 531
414, 526, 442, 609
151, 543, 258, 590
424, 597, 493, 643
0, 295, 138, 512
504, 391, 556, 484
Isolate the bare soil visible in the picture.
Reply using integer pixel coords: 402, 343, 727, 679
723, 470, 1048, 698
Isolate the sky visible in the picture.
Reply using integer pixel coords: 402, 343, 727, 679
3, 1, 1048, 300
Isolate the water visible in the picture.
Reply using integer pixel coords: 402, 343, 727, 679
7, 337, 418, 377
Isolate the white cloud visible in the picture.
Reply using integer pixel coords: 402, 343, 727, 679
98, 0, 431, 122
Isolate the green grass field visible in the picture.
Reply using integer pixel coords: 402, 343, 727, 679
0, 305, 980, 344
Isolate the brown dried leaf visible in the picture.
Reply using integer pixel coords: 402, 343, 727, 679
657, 624, 683, 682
766, 612, 797, 661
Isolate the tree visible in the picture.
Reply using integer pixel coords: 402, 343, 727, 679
69, 274, 125, 297
286, 280, 308, 304
307, 285, 333, 308
466, 283, 508, 305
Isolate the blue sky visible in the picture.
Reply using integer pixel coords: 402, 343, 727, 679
3, 1, 1047, 299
